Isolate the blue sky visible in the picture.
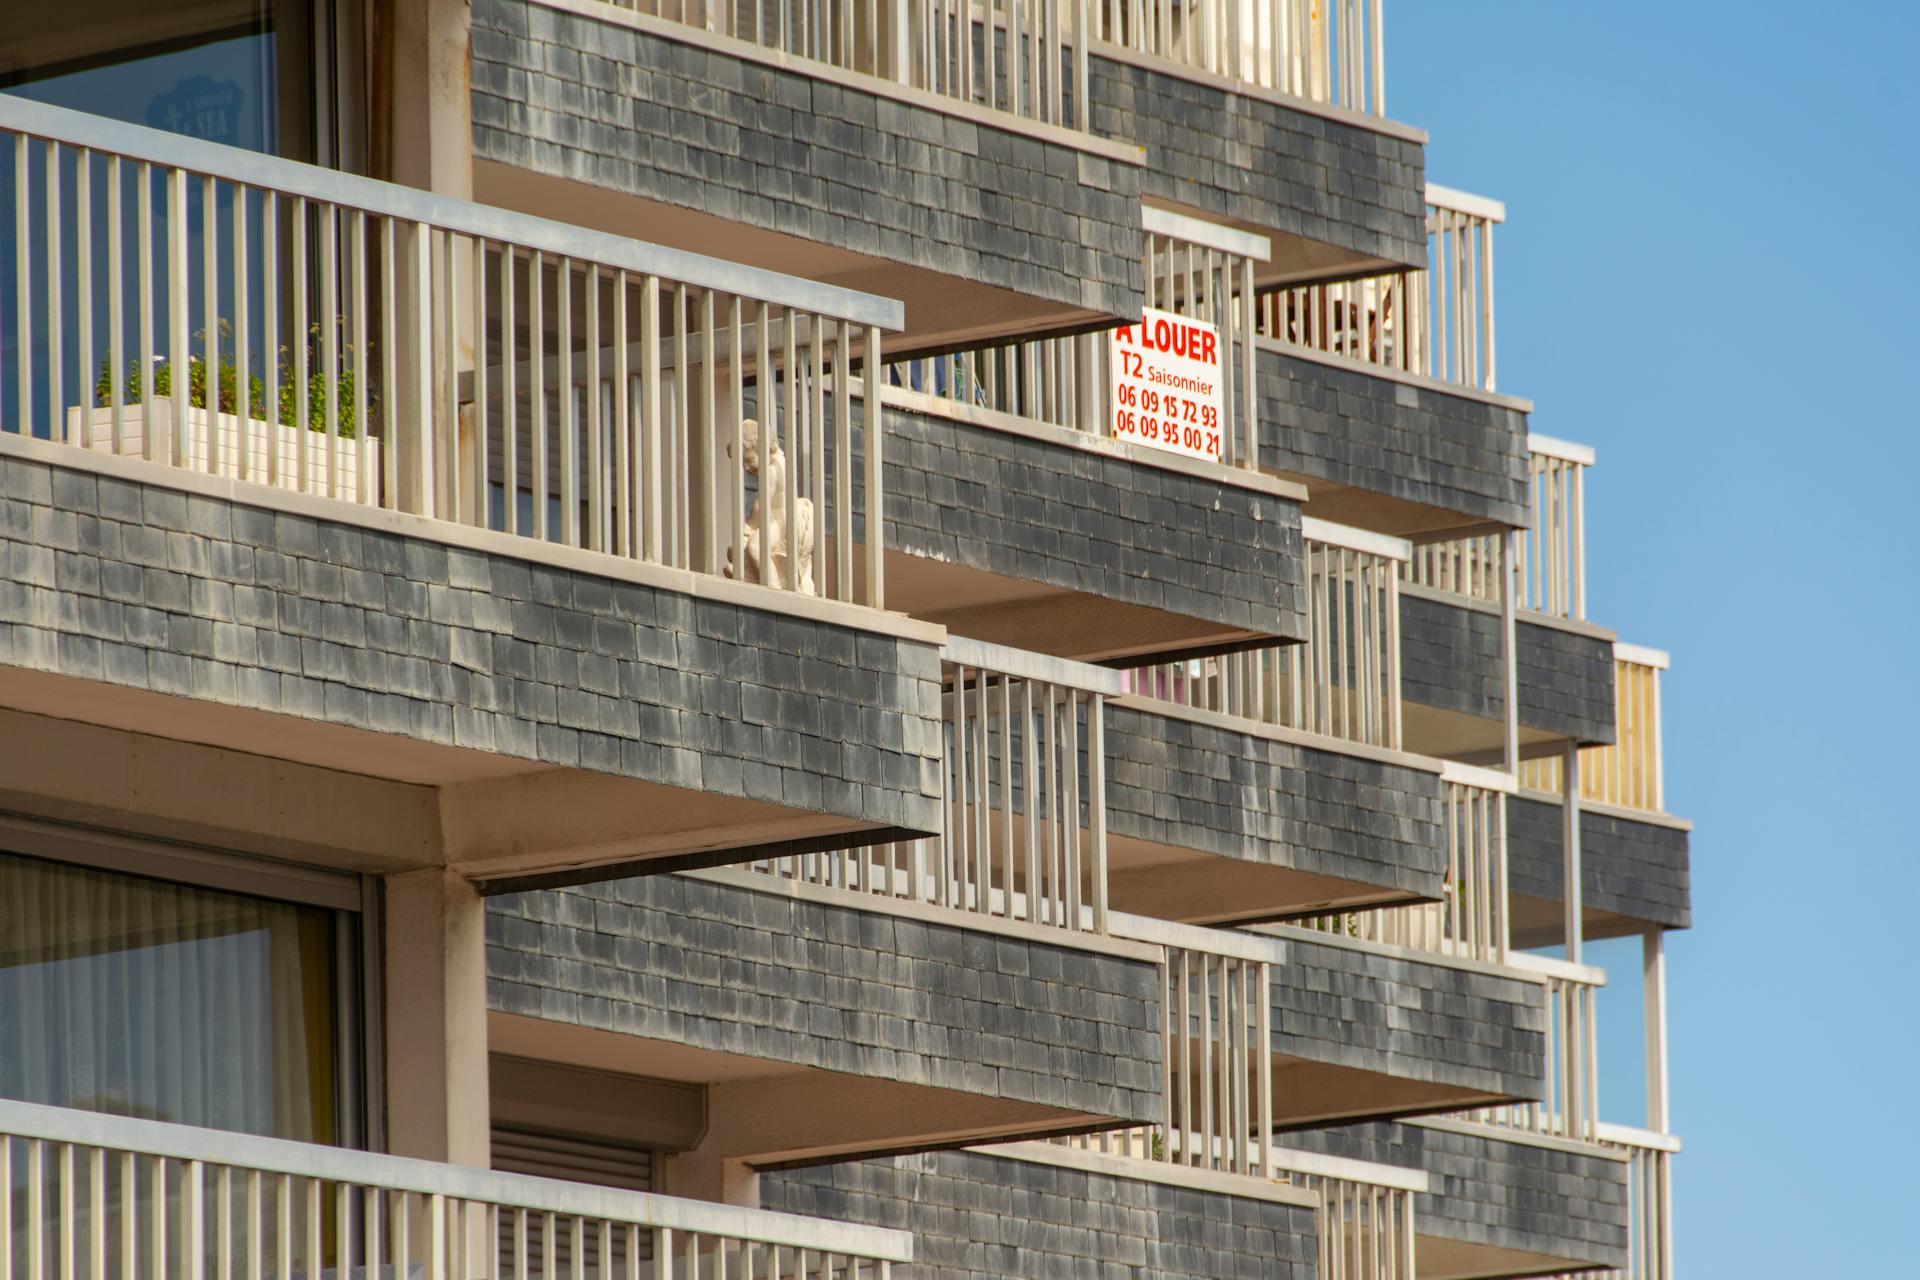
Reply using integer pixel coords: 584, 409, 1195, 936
1388, 2, 1920, 1271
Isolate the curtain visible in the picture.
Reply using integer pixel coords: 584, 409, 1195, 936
0, 850, 335, 1143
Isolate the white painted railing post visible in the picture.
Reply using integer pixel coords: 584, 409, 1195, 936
1643, 929, 1670, 1135
1563, 740, 1582, 965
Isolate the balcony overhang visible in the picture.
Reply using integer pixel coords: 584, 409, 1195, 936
884, 396, 1310, 662
487, 870, 1166, 1168
1104, 696, 1449, 923
0, 440, 944, 885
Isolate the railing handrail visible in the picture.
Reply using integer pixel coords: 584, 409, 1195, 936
943, 634, 1126, 696
1140, 205, 1273, 262
1615, 640, 1672, 671
0, 96, 902, 330
1594, 1120, 1683, 1154
0, 1098, 913, 1260
1301, 514, 1412, 561
1110, 910, 1286, 964
1438, 758, 1519, 794
1505, 948, 1609, 988
1424, 182, 1507, 224
1527, 431, 1596, 467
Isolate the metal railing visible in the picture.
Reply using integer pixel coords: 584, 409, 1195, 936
888, 208, 1268, 471
1468, 951, 1603, 1143
1257, 184, 1503, 393
1091, 0, 1386, 117
1519, 645, 1668, 815
1300, 763, 1514, 963
0, 1099, 910, 1280
1053, 1128, 1420, 1280
751, 637, 1118, 933
1127, 518, 1405, 749
608, 0, 1087, 128
1, 97, 897, 608
1591, 1124, 1678, 1280
1405, 434, 1594, 621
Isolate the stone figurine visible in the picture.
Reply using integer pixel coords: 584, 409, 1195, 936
724, 417, 816, 595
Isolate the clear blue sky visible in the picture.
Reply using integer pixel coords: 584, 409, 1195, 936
1389, 2, 1920, 1272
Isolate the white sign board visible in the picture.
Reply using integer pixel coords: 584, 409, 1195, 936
1109, 308, 1224, 463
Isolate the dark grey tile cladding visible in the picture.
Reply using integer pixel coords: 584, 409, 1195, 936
888, 406, 1306, 639
1088, 55, 1426, 268
1257, 346, 1529, 527
472, 0, 1142, 316
1106, 701, 1444, 899
1399, 593, 1618, 745
1517, 618, 1616, 746
0, 453, 942, 828
487, 874, 1163, 1119
1279, 1120, 1630, 1269
763, 1149, 1316, 1279
1509, 796, 1692, 930
1273, 933, 1545, 1100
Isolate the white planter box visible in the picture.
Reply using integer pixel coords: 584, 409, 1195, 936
65, 401, 381, 504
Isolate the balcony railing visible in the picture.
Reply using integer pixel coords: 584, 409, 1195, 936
1586, 1123, 1678, 1280
889, 207, 1269, 472
1519, 644, 1669, 815
1091, 0, 1387, 117
611, 0, 1087, 128
1256, 184, 1504, 393
1126, 517, 1406, 749
1054, 1127, 1421, 1280
0, 1099, 911, 1280
1299, 762, 1515, 963
1, 97, 898, 607
1406, 433, 1593, 620
1467, 950, 1604, 1143
751, 636, 1118, 933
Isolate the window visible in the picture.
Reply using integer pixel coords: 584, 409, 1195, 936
0, 847, 352, 1144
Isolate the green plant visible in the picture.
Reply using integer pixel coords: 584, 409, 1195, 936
95, 321, 371, 437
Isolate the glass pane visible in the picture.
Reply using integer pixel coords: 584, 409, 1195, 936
0, 0, 317, 160
0, 849, 338, 1143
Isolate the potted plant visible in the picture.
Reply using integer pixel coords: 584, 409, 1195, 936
71, 322, 382, 503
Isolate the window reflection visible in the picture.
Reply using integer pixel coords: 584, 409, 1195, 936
0, 850, 339, 1144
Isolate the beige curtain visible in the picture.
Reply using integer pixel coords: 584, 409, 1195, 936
0, 851, 331, 1142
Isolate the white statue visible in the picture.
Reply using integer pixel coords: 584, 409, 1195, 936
725, 417, 816, 595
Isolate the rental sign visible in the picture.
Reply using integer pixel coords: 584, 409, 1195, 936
1109, 308, 1224, 463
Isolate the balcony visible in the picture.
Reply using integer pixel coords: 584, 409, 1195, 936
0, 97, 947, 884
1510, 644, 1692, 944
0, 1098, 912, 1278
471, 0, 1148, 351
1393, 439, 1619, 764
766, 1143, 1323, 1278
881, 209, 1307, 661
483, 640, 1165, 1181
1281, 1117, 1634, 1280
1087, 0, 1428, 287
1254, 186, 1532, 539
1118, 914, 1548, 1132
1102, 519, 1461, 922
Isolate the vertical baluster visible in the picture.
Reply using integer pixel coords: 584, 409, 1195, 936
530, 251, 546, 539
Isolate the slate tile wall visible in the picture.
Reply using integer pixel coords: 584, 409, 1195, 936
1272, 933, 1546, 1102
763, 1149, 1317, 1279
487, 874, 1164, 1119
887, 405, 1306, 642
1399, 593, 1618, 746
0, 452, 942, 830
472, 0, 1142, 317
1105, 700, 1445, 900
1279, 1120, 1631, 1269
1509, 796, 1692, 931
1257, 346, 1530, 528
1088, 55, 1427, 270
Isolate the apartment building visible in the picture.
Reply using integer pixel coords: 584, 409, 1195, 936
0, 1, 1691, 1278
